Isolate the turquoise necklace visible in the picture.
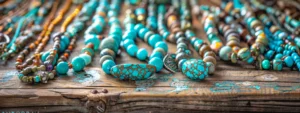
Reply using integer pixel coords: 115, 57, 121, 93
56, 0, 105, 74
101, 1, 167, 81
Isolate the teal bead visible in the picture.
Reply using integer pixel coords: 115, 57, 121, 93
102, 60, 115, 74
162, 32, 170, 40
110, 64, 156, 80
284, 56, 294, 67
99, 37, 119, 53
181, 59, 208, 80
56, 62, 69, 74
126, 44, 138, 57
148, 34, 162, 47
154, 41, 168, 52
219, 46, 232, 61
262, 59, 270, 70
18, 73, 24, 79
34, 76, 41, 83
123, 39, 134, 48
138, 28, 149, 38
61, 36, 70, 45
79, 54, 92, 65
59, 41, 67, 53
137, 48, 148, 61
273, 59, 283, 71
85, 35, 100, 50
134, 23, 144, 32
247, 57, 254, 64
71, 57, 86, 72
264, 50, 275, 60
149, 57, 163, 72
149, 51, 163, 60
237, 48, 251, 61
275, 54, 283, 59
122, 31, 136, 40
41, 51, 50, 62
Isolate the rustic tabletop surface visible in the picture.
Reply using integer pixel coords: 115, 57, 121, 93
0, 0, 300, 113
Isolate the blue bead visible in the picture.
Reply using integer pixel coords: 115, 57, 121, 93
284, 56, 294, 68
219, 46, 232, 61
162, 32, 170, 40
181, 59, 208, 80
122, 31, 136, 40
149, 57, 163, 72
148, 34, 162, 47
34, 76, 41, 83
71, 57, 86, 72
59, 41, 67, 53
275, 54, 283, 59
41, 51, 50, 62
134, 23, 144, 32
247, 57, 254, 64
102, 60, 115, 74
149, 51, 163, 60
138, 28, 149, 38
123, 39, 135, 48
79, 54, 92, 65
155, 41, 168, 52
137, 48, 148, 60
61, 36, 70, 45
110, 64, 156, 80
84, 34, 100, 50
126, 44, 138, 57
56, 62, 69, 74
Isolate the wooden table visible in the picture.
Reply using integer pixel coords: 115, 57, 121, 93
1, 1, 300, 113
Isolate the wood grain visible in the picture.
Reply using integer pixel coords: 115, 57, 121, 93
0, 0, 299, 113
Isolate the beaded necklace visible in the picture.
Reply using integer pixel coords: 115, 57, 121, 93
163, 0, 216, 80
16, 0, 73, 83
0, 0, 54, 61
57, 0, 107, 74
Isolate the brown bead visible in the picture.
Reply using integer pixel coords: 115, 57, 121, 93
199, 44, 212, 57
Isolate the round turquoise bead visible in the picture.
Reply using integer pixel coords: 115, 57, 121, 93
18, 73, 24, 79
149, 51, 163, 60
56, 62, 69, 75
123, 39, 134, 48
273, 59, 283, 71
59, 41, 67, 53
134, 23, 144, 32
126, 44, 138, 57
34, 76, 41, 83
84, 35, 100, 50
155, 41, 168, 52
61, 36, 70, 45
162, 32, 170, 40
284, 56, 294, 67
102, 60, 115, 74
137, 48, 148, 61
71, 57, 86, 72
247, 57, 254, 64
275, 54, 283, 59
219, 46, 232, 61
99, 37, 118, 53
122, 31, 136, 40
149, 57, 163, 72
41, 51, 50, 62
148, 34, 162, 47
138, 28, 149, 38
79, 54, 92, 65
262, 60, 270, 70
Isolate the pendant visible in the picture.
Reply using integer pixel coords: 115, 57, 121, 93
110, 64, 156, 80
163, 54, 179, 73
181, 59, 208, 80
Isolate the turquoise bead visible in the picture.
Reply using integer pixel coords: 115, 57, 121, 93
262, 59, 270, 70
247, 57, 254, 64
149, 51, 163, 60
181, 59, 208, 80
79, 54, 92, 65
41, 51, 50, 62
59, 41, 67, 53
264, 50, 275, 60
71, 57, 86, 72
126, 44, 138, 57
219, 46, 232, 61
123, 39, 134, 48
18, 73, 24, 79
237, 48, 251, 61
149, 57, 163, 72
275, 54, 283, 59
122, 31, 136, 40
56, 62, 69, 74
137, 48, 148, 61
102, 60, 115, 74
134, 23, 144, 32
61, 36, 70, 45
284, 56, 294, 67
273, 59, 283, 71
84, 34, 100, 50
34, 76, 41, 83
154, 41, 168, 52
110, 64, 156, 80
99, 37, 118, 53
162, 32, 170, 40
149, 34, 162, 47
138, 28, 149, 38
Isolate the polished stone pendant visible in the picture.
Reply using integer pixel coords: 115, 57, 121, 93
163, 54, 179, 73
110, 64, 156, 80
181, 59, 208, 80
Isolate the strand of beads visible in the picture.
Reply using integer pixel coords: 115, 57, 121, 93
16, 0, 73, 84
183, 0, 217, 75
0, 0, 54, 61
64, 0, 107, 73
146, 0, 157, 31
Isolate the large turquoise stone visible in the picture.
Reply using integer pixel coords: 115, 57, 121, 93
110, 64, 156, 80
181, 59, 208, 80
